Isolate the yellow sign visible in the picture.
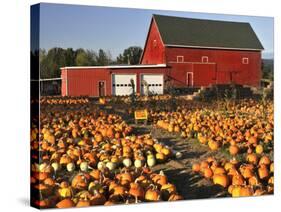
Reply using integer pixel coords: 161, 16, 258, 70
134, 109, 148, 120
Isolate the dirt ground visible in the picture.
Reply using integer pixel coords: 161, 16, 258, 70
104, 105, 229, 200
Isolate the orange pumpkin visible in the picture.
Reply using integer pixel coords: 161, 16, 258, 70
129, 183, 145, 200
71, 173, 89, 190
248, 176, 260, 186
246, 153, 258, 165
259, 156, 271, 166
224, 162, 235, 171
229, 145, 239, 156
152, 173, 168, 186
248, 136, 258, 145
200, 161, 209, 172
145, 188, 160, 201
231, 174, 244, 186
106, 128, 115, 138
94, 133, 103, 142
34, 199, 50, 208
208, 140, 220, 151
89, 169, 101, 180
192, 163, 201, 172
76, 200, 91, 207
239, 186, 254, 197
240, 165, 254, 179
203, 168, 213, 179
255, 144, 264, 154
56, 199, 75, 208
213, 174, 229, 188
213, 167, 226, 175
270, 162, 274, 173
113, 185, 126, 196
258, 165, 269, 180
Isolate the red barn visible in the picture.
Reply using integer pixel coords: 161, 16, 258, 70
61, 14, 263, 97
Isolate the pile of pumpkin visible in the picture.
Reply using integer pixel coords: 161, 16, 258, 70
33, 132, 174, 173
100, 94, 173, 105
192, 154, 274, 197
31, 107, 177, 208
35, 109, 173, 170
40, 96, 89, 105
31, 165, 183, 208
154, 100, 273, 154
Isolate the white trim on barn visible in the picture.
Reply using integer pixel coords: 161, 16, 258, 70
176, 56, 184, 63
60, 64, 167, 70
242, 57, 249, 64
168, 61, 216, 65
202, 56, 209, 63
186, 72, 194, 87
165, 44, 263, 51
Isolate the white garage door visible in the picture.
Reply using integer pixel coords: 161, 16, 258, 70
112, 74, 137, 96
141, 74, 164, 95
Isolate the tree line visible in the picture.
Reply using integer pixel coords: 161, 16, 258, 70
39, 46, 143, 79
261, 59, 273, 81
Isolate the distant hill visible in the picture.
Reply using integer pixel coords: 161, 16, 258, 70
262, 59, 273, 80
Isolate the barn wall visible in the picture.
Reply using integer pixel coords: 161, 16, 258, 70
62, 68, 111, 96
165, 47, 262, 87
167, 63, 217, 87
61, 67, 169, 96
140, 19, 166, 65
165, 63, 193, 87
193, 64, 217, 87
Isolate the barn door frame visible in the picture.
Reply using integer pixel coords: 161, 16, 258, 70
186, 72, 194, 87
97, 80, 106, 97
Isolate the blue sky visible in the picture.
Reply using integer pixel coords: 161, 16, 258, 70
39, 3, 274, 59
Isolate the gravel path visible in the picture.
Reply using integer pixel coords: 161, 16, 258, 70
132, 123, 229, 200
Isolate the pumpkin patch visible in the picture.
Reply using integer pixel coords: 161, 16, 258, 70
31, 96, 273, 208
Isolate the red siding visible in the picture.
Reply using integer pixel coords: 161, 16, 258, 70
193, 64, 216, 87
165, 47, 261, 86
140, 19, 166, 65
165, 63, 193, 87
61, 67, 168, 96
61, 68, 111, 96
167, 63, 216, 87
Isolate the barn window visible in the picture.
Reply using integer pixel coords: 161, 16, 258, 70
177, 56, 184, 63
242, 57, 249, 64
202, 56, 209, 63
153, 39, 157, 48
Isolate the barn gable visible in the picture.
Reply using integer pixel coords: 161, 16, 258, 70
153, 14, 264, 51
140, 18, 166, 64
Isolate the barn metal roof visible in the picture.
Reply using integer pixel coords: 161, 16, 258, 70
153, 14, 264, 50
